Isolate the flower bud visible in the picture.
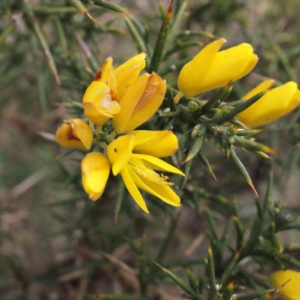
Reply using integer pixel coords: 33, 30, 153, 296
238, 80, 300, 127
55, 118, 93, 150
81, 152, 110, 201
178, 38, 258, 97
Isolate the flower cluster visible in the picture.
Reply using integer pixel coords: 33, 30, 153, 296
56, 54, 184, 213
82, 53, 166, 133
55, 38, 300, 213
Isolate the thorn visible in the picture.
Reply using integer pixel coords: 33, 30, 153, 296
248, 179, 258, 197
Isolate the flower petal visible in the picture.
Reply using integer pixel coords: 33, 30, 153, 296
83, 81, 120, 125
236, 50, 259, 82
120, 167, 149, 213
113, 73, 149, 131
112, 72, 166, 133
177, 38, 226, 97
133, 153, 185, 176
178, 39, 258, 96
93, 57, 117, 98
242, 79, 275, 100
270, 269, 300, 300
107, 130, 183, 213
55, 118, 93, 150
107, 134, 135, 175
238, 81, 300, 127
133, 130, 179, 157
199, 43, 258, 93
127, 166, 181, 207
130, 130, 156, 146
81, 152, 110, 201
115, 53, 146, 100
83, 103, 111, 125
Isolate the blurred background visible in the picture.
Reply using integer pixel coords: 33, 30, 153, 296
1, 0, 300, 299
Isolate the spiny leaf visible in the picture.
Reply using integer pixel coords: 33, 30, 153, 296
155, 262, 200, 298
68, 0, 100, 25
229, 147, 258, 196
207, 245, 217, 299
183, 126, 207, 163
234, 136, 278, 154
93, 0, 129, 13
148, 0, 173, 73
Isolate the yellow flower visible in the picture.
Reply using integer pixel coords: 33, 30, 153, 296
81, 152, 110, 201
107, 130, 184, 213
83, 53, 146, 125
238, 80, 300, 127
112, 72, 166, 133
177, 38, 258, 97
55, 118, 93, 150
270, 270, 300, 300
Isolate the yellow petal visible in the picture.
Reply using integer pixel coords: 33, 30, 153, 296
130, 130, 156, 146
177, 38, 226, 97
93, 57, 117, 99
83, 81, 120, 125
112, 72, 166, 133
115, 53, 146, 100
81, 152, 110, 201
238, 81, 300, 127
83, 103, 111, 125
242, 79, 275, 100
199, 43, 258, 93
120, 167, 149, 213
133, 130, 179, 157
178, 39, 258, 96
235, 49, 259, 81
107, 132, 157, 175
83, 81, 113, 110
270, 270, 300, 300
107, 134, 135, 175
127, 166, 181, 207
112, 73, 149, 132
55, 118, 93, 150
133, 153, 185, 176
107, 131, 183, 213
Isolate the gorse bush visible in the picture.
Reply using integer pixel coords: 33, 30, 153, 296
1, 0, 300, 299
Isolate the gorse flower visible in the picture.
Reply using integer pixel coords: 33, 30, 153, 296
81, 152, 110, 201
55, 52, 181, 212
82, 53, 166, 131
238, 80, 300, 127
55, 118, 93, 150
270, 269, 300, 300
107, 130, 185, 213
82, 53, 145, 125
78, 130, 184, 211
177, 38, 258, 100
